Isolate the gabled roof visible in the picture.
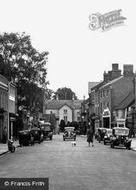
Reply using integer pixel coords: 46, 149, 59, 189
88, 82, 101, 94
59, 103, 74, 110
100, 76, 123, 89
91, 81, 105, 91
115, 91, 134, 110
45, 100, 83, 110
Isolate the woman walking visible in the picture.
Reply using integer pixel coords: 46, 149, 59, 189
87, 127, 94, 147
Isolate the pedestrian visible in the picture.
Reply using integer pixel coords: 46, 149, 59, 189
87, 127, 94, 147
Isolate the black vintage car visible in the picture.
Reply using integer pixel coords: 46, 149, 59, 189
103, 129, 112, 145
97, 128, 107, 143
18, 130, 34, 146
30, 127, 43, 143
40, 122, 53, 140
110, 127, 132, 149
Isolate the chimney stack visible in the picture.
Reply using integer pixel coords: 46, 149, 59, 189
112, 63, 119, 71
111, 63, 121, 80
103, 63, 121, 83
123, 64, 134, 77
103, 71, 110, 82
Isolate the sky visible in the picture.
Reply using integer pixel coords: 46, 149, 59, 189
0, 0, 136, 99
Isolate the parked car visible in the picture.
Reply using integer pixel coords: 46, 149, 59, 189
63, 127, 76, 141
30, 127, 43, 143
103, 128, 112, 145
94, 128, 99, 139
110, 127, 131, 149
18, 130, 34, 146
40, 122, 53, 140
97, 128, 107, 143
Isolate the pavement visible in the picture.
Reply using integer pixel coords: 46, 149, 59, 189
0, 140, 20, 156
0, 137, 136, 156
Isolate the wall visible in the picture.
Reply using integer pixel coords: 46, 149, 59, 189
0, 75, 8, 142
45, 109, 59, 118
59, 105, 72, 123
9, 84, 16, 113
74, 109, 80, 121
112, 76, 134, 109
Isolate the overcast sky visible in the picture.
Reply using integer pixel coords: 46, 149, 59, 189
0, 0, 136, 99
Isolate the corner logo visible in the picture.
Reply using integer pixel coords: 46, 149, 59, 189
89, 9, 126, 31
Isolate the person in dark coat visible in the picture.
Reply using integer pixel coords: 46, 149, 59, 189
87, 127, 94, 147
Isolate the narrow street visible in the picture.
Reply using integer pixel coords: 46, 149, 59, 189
0, 134, 136, 190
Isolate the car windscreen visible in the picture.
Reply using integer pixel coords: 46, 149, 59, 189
114, 128, 129, 135
64, 127, 75, 132
41, 125, 51, 131
106, 130, 112, 134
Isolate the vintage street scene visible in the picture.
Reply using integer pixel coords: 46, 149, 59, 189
0, 0, 136, 190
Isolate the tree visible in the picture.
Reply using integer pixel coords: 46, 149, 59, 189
17, 80, 44, 113
0, 32, 48, 84
54, 87, 78, 100
0, 32, 49, 114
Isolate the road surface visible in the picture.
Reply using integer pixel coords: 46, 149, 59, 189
0, 134, 136, 190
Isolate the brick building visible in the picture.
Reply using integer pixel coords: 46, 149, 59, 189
88, 81, 105, 128
8, 82, 18, 139
0, 74, 8, 143
88, 64, 135, 129
88, 64, 121, 128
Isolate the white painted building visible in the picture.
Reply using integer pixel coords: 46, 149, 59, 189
43, 100, 82, 125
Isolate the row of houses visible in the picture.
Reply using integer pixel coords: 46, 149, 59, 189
43, 63, 136, 135
0, 74, 17, 143
86, 63, 136, 136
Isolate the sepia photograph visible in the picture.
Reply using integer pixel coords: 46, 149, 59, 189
0, 0, 136, 189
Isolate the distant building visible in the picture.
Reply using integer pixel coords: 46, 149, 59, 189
43, 100, 82, 132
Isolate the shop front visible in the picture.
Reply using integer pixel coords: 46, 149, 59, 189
102, 108, 111, 128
